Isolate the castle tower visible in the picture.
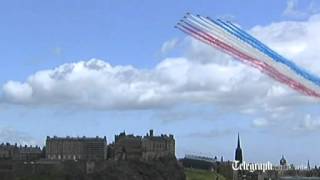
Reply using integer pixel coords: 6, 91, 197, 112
235, 133, 243, 164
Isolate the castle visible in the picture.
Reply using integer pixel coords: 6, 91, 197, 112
47, 129, 175, 161
0, 143, 43, 161
46, 136, 107, 160
108, 129, 175, 161
0, 129, 175, 162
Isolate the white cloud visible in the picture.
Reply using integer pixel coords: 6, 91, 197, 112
1, 57, 265, 110
3, 81, 33, 103
184, 129, 235, 139
252, 118, 269, 128
283, 0, 306, 19
283, 0, 320, 19
295, 114, 320, 131
161, 38, 179, 54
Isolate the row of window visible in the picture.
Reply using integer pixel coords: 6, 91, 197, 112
144, 143, 174, 150
47, 154, 104, 160
47, 154, 81, 160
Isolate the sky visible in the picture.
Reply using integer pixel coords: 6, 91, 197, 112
0, 0, 320, 166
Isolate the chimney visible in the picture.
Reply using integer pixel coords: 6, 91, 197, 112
149, 129, 154, 137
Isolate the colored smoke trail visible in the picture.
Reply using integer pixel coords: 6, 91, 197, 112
176, 13, 320, 98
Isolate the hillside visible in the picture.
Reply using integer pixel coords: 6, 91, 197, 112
0, 159, 186, 180
185, 168, 226, 180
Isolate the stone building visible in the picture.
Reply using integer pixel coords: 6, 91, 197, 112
0, 143, 12, 159
14, 145, 43, 161
0, 143, 42, 161
280, 155, 287, 167
111, 130, 175, 161
113, 132, 142, 161
46, 136, 107, 161
142, 130, 175, 160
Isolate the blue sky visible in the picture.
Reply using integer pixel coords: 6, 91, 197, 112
0, 0, 288, 82
1, 0, 320, 166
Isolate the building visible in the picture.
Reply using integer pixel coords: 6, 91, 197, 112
110, 130, 175, 161
279, 155, 288, 171
113, 132, 142, 160
235, 133, 243, 164
142, 130, 175, 160
0, 143, 42, 161
46, 136, 107, 161
0, 143, 13, 159
280, 155, 287, 166
14, 145, 43, 161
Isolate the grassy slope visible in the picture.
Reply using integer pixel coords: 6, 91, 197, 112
185, 168, 226, 180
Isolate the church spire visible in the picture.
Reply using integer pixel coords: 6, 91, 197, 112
235, 133, 243, 164
237, 133, 241, 148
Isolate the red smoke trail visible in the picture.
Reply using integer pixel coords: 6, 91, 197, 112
177, 23, 320, 97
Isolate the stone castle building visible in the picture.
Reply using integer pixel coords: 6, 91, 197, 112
110, 130, 175, 161
0, 130, 175, 162
142, 129, 175, 160
46, 136, 107, 161
0, 143, 42, 161
111, 132, 142, 161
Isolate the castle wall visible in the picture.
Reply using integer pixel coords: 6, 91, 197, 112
46, 136, 107, 161
112, 130, 175, 161
113, 134, 142, 161
142, 134, 175, 160
0, 143, 42, 161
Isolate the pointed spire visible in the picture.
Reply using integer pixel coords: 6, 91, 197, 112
235, 133, 243, 164
237, 133, 241, 148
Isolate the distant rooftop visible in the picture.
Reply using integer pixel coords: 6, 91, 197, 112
46, 136, 106, 141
